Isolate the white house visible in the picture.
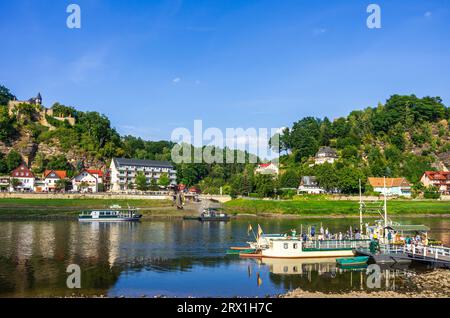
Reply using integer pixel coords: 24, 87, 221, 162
10, 164, 35, 192
41, 170, 67, 192
72, 169, 102, 193
420, 171, 450, 195
297, 176, 325, 194
368, 177, 412, 197
314, 146, 338, 165
110, 158, 177, 192
255, 163, 279, 175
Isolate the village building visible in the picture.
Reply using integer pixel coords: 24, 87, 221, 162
40, 170, 67, 192
72, 169, 103, 193
368, 177, 412, 197
109, 158, 177, 192
420, 171, 450, 195
314, 146, 338, 165
255, 162, 279, 175
0, 176, 10, 192
10, 164, 35, 192
297, 176, 326, 194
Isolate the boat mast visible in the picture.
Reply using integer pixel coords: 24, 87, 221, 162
359, 179, 363, 234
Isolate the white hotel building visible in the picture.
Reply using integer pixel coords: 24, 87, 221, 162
110, 158, 177, 191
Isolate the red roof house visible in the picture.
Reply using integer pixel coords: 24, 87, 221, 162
420, 171, 450, 194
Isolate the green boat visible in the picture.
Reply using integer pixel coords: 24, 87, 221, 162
226, 248, 256, 255
336, 256, 369, 266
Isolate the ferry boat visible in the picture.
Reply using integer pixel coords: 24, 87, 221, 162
184, 208, 230, 222
78, 205, 142, 222
240, 237, 371, 259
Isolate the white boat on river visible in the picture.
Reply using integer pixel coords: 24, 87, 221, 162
242, 236, 370, 259
78, 205, 142, 222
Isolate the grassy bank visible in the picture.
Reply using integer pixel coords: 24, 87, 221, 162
0, 198, 176, 218
224, 198, 450, 216
1, 197, 449, 219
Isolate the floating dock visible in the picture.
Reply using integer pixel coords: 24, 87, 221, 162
356, 244, 450, 268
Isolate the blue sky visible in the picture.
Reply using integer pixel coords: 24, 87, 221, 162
1, 0, 449, 145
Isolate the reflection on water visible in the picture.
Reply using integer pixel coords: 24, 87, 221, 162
0, 218, 448, 297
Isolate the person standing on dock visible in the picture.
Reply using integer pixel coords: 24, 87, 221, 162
387, 231, 392, 243
370, 234, 380, 254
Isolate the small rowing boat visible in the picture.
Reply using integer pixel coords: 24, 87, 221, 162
336, 256, 369, 266
229, 246, 253, 250
226, 248, 256, 255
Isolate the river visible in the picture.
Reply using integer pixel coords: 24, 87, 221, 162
0, 217, 448, 297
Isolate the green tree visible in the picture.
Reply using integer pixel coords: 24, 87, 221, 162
158, 172, 170, 187
315, 163, 339, 193
46, 155, 71, 171
79, 181, 89, 192
10, 178, 20, 190
288, 117, 321, 162
55, 179, 70, 192
135, 172, 148, 191
6, 151, 22, 172
424, 185, 441, 199
0, 85, 15, 105
0, 106, 15, 142
336, 166, 365, 194
279, 169, 299, 188
254, 174, 276, 198
0, 152, 8, 174
149, 178, 159, 191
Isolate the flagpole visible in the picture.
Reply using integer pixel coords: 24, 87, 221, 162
248, 224, 258, 241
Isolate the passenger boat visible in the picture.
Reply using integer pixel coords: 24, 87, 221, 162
200, 208, 230, 221
241, 238, 371, 259
184, 208, 230, 222
78, 205, 142, 222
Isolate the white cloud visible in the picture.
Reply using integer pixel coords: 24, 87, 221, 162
172, 77, 181, 83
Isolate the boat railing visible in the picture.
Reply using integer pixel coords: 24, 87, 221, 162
303, 239, 371, 250
402, 244, 450, 259
378, 244, 450, 260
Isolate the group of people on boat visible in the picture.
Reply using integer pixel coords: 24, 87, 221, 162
403, 234, 428, 246
290, 226, 365, 242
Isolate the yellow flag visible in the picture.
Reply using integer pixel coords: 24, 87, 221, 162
257, 224, 263, 237
247, 224, 253, 236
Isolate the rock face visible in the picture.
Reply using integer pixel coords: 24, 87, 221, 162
35, 141, 107, 170
437, 151, 450, 171
0, 132, 38, 166
1, 134, 106, 171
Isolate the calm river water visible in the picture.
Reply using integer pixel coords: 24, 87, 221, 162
0, 217, 448, 297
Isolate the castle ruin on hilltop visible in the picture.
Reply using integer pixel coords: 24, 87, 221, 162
8, 93, 76, 129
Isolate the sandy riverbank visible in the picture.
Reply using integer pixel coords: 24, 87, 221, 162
283, 269, 450, 298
